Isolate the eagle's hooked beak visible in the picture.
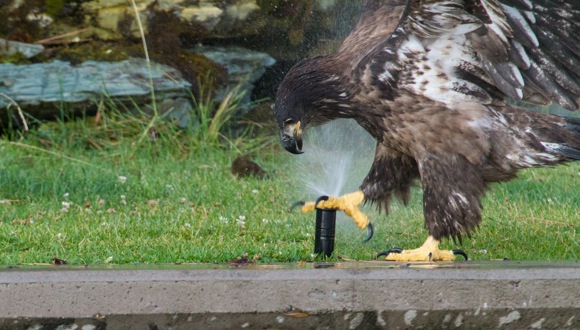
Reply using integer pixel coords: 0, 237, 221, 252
281, 119, 304, 154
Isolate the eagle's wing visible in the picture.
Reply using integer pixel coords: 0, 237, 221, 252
462, 0, 579, 109
339, 0, 409, 69
341, 0, 578, 243
347, 0, 579, 110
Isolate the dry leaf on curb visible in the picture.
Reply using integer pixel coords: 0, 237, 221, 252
285, 312, 310, 318
52, 258, 68, 265
228, 253, 253, 267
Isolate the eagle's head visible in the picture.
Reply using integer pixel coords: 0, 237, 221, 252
273, 56, 352, 154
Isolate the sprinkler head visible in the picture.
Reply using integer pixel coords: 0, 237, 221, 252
314, 195, 336, 258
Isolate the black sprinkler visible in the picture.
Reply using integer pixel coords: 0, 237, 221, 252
290, 195, 374, 258
314, 196, 336, 257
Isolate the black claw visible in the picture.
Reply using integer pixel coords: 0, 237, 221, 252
314, 195, 329, 209
290, 201, 305, 212
376, 248, 403, 258
453, 249, 468, 260
363, 223, 374, 242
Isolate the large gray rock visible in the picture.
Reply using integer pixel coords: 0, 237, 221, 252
0, 46, 275, 129
0, 58, 191, 106
0, 58, 192, 129
192, 46, 276, 113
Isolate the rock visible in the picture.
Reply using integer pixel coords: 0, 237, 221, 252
80, 0, 337, 40
0, 0, 356, 51
0, 58, 192, 129
0, 0, 355, 130
0, 45, 275, 129
179, 5, 224, 30
159, 97, 196, 128
0, 58, 190, 106
0, 38, 45, 59
191, 46, 276, 114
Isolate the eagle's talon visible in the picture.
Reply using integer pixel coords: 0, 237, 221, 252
381, 236, 462, 261
452, 249, 468, 260
376, 248, 403, 258
315, 195, 330, 207
290, 201, 305, 212
363, 223, 374, 242
292, 191, 370, 230
289, 200, 316, 213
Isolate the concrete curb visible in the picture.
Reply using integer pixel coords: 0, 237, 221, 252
1, 261, 579, 329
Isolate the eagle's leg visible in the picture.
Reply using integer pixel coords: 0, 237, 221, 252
377, 236, 467, 261
297, 190, 370, 230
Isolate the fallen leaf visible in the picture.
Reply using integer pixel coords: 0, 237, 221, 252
231, 156, 268, 179
52, 258, 68, 265
228, 253, 253, 267
285, 312, 310, 318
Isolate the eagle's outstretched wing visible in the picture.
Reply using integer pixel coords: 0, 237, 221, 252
337, 0, 579, 243
343, 0, 579, 110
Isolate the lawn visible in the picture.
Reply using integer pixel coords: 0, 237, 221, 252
0, 108, 578, 265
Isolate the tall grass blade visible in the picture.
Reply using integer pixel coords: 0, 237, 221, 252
129, 0, 159, 144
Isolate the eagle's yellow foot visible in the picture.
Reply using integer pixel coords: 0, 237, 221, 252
378, 236, 468, 262
291, 190, 373, 241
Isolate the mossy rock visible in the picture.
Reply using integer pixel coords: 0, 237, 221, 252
50, 42, 131, 65
0, 52, 32, 65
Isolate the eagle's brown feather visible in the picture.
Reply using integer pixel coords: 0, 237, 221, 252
274, 0, 579, 242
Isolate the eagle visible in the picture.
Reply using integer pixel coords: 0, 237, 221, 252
273, 0, 579, 261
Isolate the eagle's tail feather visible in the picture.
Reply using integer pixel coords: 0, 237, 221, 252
541, 142, 580, 161
563, 116, 580, 135
498, 106, 580, 165
543, 116, 580, 161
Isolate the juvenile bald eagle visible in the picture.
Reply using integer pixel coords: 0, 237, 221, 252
274, 0, 579, 261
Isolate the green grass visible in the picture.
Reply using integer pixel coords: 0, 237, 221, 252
0, 110, 578, 265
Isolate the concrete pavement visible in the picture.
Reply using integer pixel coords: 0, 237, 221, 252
1, 261, 579, 329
